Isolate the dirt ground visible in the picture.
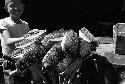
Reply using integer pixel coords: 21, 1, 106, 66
96, 37, 125, 65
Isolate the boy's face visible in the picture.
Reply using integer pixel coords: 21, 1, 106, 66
6, 0, 25, 18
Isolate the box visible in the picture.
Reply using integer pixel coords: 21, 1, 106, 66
113, 23, 125, 55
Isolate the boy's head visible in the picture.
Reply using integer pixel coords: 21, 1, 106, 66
4, 0, 28, 18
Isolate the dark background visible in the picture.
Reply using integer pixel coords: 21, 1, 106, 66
0, 0, 125, 36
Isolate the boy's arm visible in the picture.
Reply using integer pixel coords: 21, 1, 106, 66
1, 30, 24, 45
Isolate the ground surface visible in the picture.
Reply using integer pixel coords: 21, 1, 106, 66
96, 37, 125, 65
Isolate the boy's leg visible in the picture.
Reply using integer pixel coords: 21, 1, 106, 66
3, 60, 15, 84
4, 75, 14, 84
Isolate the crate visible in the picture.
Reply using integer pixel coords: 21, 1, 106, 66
113, 23, 125, 55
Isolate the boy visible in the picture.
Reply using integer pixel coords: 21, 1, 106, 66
0, 0, 30, 84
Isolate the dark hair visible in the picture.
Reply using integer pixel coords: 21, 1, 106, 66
5, 0, 30, 7
4, 0, 30, 11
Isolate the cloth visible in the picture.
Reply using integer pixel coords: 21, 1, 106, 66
42, 29, 93, 84
15, 29, 64, 75
42, 30, 80, 72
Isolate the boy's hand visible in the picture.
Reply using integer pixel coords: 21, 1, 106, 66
9, 69, 17, 76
